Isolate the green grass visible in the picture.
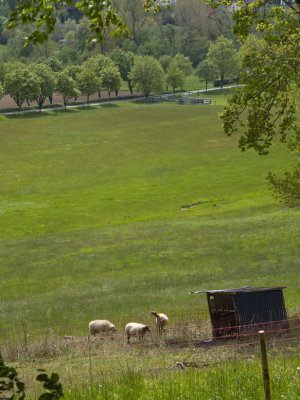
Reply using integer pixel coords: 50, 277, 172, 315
0, 101, 299, 345
183, 73, 206, 91
64, 355, 300, 400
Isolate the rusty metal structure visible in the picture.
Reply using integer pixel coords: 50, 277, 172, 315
191, 286, 289, 338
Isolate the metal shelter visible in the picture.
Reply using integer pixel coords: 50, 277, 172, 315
190, 286, 289, 338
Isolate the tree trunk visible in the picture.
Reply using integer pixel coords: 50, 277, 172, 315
14, 96, 23, 110
38, 95, 46, 111
220, 74, 224, 89
128, 81, 133, 95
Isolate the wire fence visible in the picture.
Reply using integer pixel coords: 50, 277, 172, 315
1, 310, 299, 396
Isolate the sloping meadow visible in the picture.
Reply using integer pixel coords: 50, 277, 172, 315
0, 101, 299, 344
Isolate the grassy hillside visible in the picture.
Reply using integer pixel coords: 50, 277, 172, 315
0, 100, 299, 344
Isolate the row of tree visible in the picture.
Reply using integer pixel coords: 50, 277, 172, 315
0, 52, 193, 110
0, 36, 244, 110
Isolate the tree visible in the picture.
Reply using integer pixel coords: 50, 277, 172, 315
179, 29, 209, 66
159, 24, 178, 56
159, 55, 173, 72
74, 18, 95, 52
174, 0, 211, 37
166, 63, 184, 93
63, 65, 81, 101
172, 53, 193, 77
38, 56, 63, 72
5, 1, 163, 45
64, 65, 81, 81
76, 68, 101, 103
109, 49, 135, 94
82, 54, 115, 98
58, 46, 80, 65
6, 1, 127, 45
56, 71, 80, 108
31, 63, 56, 110
267, 167, 300, 208
114, 0, 147, 42
204, 0, 300, 206
206, 35, 241, 88
0, 81, 3, 99
0, 62, 6, 84
0, 15, 8, 45
195, 59, 217, 91
130, 55, 164, 97
101, 65, 121, 99
4, 65, 41, 110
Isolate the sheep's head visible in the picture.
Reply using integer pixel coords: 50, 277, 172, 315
142, 325, 150, 334
150, 311, 157, 316
110, 325, 116, 332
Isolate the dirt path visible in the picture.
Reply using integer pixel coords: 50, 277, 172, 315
0, 90, 137, 110
0, 86, 241, 115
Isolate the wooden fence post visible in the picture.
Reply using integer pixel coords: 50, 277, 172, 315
259, 330, 271, 400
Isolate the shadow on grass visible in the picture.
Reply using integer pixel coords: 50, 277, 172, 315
4, 104, 117, 119
99, 103, 120, 108
134, 100, 160, 105
4, 108, 79, 119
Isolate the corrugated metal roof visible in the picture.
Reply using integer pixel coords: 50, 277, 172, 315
190, 286, 286, 295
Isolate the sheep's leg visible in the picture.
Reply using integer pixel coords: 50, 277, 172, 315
127, 335, 131, 344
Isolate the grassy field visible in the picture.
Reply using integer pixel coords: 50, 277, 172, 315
0, 96, 299, 399
62, 356, 300, 400
0, 98, 299, 344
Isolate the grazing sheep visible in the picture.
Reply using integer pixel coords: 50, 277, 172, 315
125, 323, 150, 344
150, 312, 168, 333
89, 320, 116, 335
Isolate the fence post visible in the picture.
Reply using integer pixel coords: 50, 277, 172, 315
259, 330, 271, 400
87, 335, 93, 393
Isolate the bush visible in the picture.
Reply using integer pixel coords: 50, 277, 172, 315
0, 352, 63, 400
213, 77, 239, 87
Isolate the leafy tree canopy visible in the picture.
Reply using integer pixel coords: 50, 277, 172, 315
206, 35, 241, 87
5, 0, 162, 45
56, 71, 80, 107
4, 64, 41, 109
76, 68, 101, 102
195, 59, 218, 91
101, 64, 121, 98
130, 55, 164, 97
204, 0, 300, 205
166, 63, 184, 93
109, 49, 135, 93
172, 53, 193, 77
31, 63, 56, 109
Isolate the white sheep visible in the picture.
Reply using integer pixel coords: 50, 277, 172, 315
150, 312, 168, 333
89, 320, 116, 335
124, 322, 150, 344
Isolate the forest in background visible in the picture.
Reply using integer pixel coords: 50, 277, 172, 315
0, 0, 235, 66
